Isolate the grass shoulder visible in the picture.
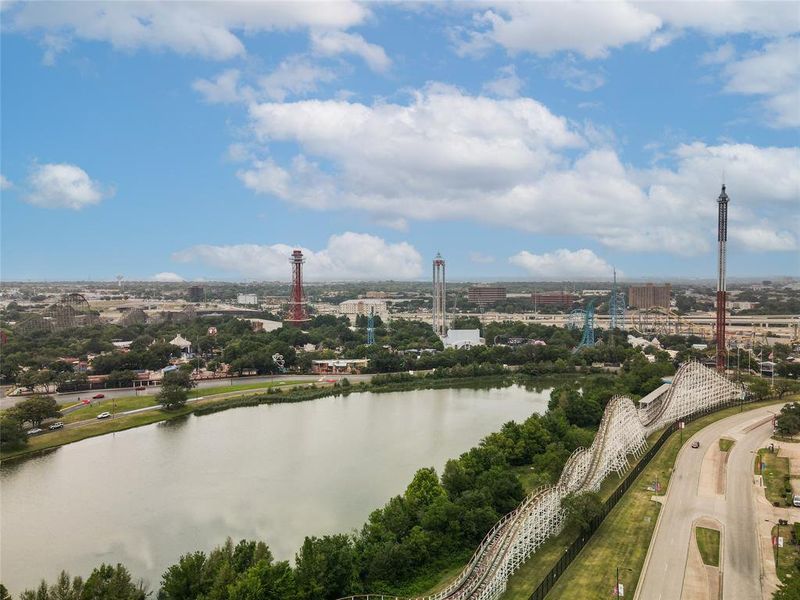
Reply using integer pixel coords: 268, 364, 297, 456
757, 447, 792, 506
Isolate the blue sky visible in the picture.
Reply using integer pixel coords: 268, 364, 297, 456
1, 1, 798, 282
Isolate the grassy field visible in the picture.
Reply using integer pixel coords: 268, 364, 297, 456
719, 438, 735, 452
757, 448, 792, 505
538, 399, 786, 600
772, 524, 800, 582
696, 527, 720, 567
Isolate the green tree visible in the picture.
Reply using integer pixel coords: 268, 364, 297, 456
775, 380, 800, 400
562, 491, 604, 534
12, 395, 61, 428
777, 403, 800, 436
0, 414, 27, 450
749, 379, 772, 402
294, 535, 356, 600
157, 385, 188, 410
81, 563, 148, 599
227, 560, 295, 600
162, 370, 195, 389
158, 551, 207, 600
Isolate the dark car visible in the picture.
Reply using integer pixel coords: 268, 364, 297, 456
691, 441, 700, 449
92, 393, 105, 399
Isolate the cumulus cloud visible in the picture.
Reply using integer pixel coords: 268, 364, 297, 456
152, 272, 185, 282
310, 30, 391, 72
482, 65, 523, 98
455, 2, 662, 59
24, 163, 112, 210
509, 249, 616, 279
235, 85, 799, 256
730, 225, 797, 252
720, 37, 800, 128
0, 175, 12, 190
258, 55, 337, 101
173, 232, 423, 280
6, 1, 369, 62
456, 2, 799, 59
192, 69, 244, 104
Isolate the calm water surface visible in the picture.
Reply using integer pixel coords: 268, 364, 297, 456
1, 385, 550, 593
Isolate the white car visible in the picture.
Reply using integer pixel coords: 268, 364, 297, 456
96, 412, 112, 420
27, 428, 43, 435
49, 422, 64, 430
793, 495, 800, 508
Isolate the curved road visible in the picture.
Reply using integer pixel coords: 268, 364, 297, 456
1, 373, 373, 409
636, 404, 781, 600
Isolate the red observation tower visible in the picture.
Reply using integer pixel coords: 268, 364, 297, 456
286, 249, 311, 326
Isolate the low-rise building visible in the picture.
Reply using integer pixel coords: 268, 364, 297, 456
237, 293, 259, 306
442, 329, 485, 349
339, 299, 389, 320
628, 283, 671, 309
532, 292, 577, 306
311, 358, 369, 375
468, 286, 507, 305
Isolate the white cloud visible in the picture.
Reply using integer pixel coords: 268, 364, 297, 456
24, 163, 112, 210
730, 224, 797, 251
700, 42, 736, 65
456, 2, 799, 58
192, 69, 245, 104
721, 37, 800, 128
258, 55, 337, 101
152, 272, 185, 283
509, 249, 616, 279
457, 2, 662, 59
7, 1, 369, 62
552, 61, 606, 92
173, 232, 423, 280
0, 175, 12, 190
310, 30, 391, 72
482, 65, 523, 98
235, 85, 799, 256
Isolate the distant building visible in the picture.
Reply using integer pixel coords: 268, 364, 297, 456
243, 318, 282, 333
312, 358, 369, 375
365, 291, 389, 299
581, 289, 611, 297
237, 293, 259, 306
468, 286, 507, 305
532, 292, 577, 306
169, 334, 192, 354
628, 283, 671, 309
187, 286, 204, 302
442, 329, 485, 349
339, 299, 389, 320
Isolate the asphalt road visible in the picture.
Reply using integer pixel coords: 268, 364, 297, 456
0, 373, 374, 409
636, 405, 781, 600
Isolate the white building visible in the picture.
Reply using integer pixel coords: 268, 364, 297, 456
339, 299, 389, 321
237, 293, 259, 306
442, 329, 485, 349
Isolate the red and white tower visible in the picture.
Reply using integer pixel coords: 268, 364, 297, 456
715, 185, 729, 371
286, 249, 310, 326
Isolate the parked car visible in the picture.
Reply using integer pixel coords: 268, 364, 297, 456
27, 428, 43, 435
92, 393, 105, 399
96, 412, 111, 419
48, 422, 64, 430
793, 495, 800, 508
691, 441, 700, 449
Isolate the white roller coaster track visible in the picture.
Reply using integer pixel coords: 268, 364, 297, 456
339, 362, 743, 600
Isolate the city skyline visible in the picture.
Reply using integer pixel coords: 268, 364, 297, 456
1, 2, 798, 282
